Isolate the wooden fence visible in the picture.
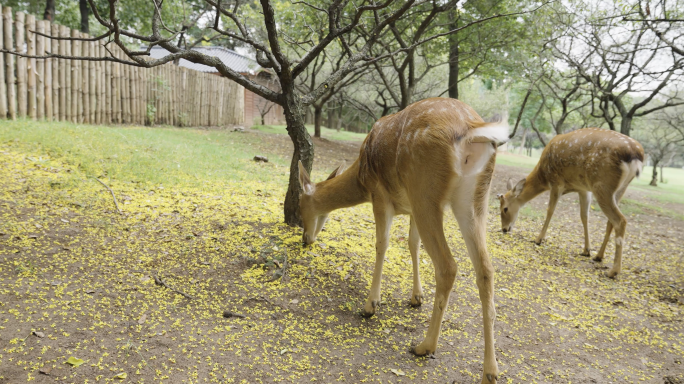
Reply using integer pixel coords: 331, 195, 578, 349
0, 6, 244, 127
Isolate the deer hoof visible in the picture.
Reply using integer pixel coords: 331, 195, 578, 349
361, 300, 379, 318
580, 250, 591, 257
606, 270, 618, 279
410, 294, 423, 307
534, 240, 542, 246
483, 373, 498, 383
592, 256, 603, 262
410, 342, 435, 356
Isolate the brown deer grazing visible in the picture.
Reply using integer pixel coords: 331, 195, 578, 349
297, 98, 508, 384
497, 128, 644, 278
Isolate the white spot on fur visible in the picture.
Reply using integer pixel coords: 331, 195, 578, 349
615, 237, 623, 246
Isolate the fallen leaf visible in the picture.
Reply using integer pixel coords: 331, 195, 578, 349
39, 367, 51, 375
290, 299, 299, 304
138, 313, 147, 325
114, 372, 128, 379
390, 368, 405, 376
66, 357, 85, 367
33, 331, 45, 338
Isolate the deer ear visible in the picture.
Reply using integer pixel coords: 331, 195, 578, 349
506, 178, 514, 191
298, 160, 315, 195
326, 163, 346, 180
513, 178, 526, 197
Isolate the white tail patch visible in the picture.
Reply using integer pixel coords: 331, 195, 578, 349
467, 121, 510, 145
617, 160, 643, 192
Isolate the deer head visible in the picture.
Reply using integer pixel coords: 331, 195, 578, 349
298, 161, 345, 245
498, 177, 526, 233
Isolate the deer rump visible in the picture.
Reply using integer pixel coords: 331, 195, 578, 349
358, 98, 508, 198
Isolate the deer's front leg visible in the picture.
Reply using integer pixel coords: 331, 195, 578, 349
535, 188, 560, 245
361, 202, 394, 318
579, 191, 592, 256
408, 216, 423, 307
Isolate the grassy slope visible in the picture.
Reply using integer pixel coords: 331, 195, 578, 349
0, 120, 293, 189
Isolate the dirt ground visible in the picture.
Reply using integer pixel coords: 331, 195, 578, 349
1, 128, 683, 384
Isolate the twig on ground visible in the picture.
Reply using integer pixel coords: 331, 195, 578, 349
222, 310, 246, 318
153, 273, 195, 300
93, 177, 122, 214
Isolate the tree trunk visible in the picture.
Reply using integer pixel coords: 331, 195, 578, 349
282, 92, 314, 226
660, 164, 664, 183
79, 0, 89, 33
314, 105, 322, 138
620, 115, 632, 137
327, 103, 334, 130
44, 0, 55, 21
447, 12, 459, 99
519, 127, 528, 155
261, 114, 265, 126
650, 160, 659, 186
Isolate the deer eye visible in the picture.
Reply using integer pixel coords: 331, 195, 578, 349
504, 207, 508, 213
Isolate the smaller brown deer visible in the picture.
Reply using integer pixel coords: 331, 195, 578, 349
498, 128, 644, 278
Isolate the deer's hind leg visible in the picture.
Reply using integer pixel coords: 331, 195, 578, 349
451, 178, 499, 383
595, 188, 628, 278
579, 191, 592, 256
408, 216, 423, 307
409, 204, 455, 356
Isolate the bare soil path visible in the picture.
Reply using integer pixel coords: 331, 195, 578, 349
1, 129, 682, 384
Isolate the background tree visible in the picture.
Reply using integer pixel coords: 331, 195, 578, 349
550, 0, 684, 136
15, 0, 521, 225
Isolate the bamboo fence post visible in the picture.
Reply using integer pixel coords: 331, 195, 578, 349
43, 21, 52, 121
0, 8, 6, 119
3, 7, 14, 120
130, 64, 136, 124
35, 18, 45, 119
136, 65, 141, 125
142, 66, 148, 125
93, 41, 99, 124
114, 47, 121, 123
59, 25, 67, 121
124, 50, 129, 123
79, 31, 87, 123
97, 43, 103, 124
16, 12, 26, 118
105, 45, 111, 124
161, 65, 167, 125
26, 14, 36, 119
172, 66, 178, 126
124, 57, 130, 123
88, 40, 95, 124
49, 23, 58, 121
80, 33, 87, 123
70, 29, 79, 122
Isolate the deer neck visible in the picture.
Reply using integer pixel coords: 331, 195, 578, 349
313, 160, 370, 214
517, 169, 548, 206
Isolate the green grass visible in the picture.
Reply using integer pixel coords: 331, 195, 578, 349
0, 119, 291, 189
495, 151, 540, 169
253, 124, 368, 142
630, 165, 684, 206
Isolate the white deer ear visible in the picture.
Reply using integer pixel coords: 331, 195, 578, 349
513, 178, 526, 197
298, 160, 315, 195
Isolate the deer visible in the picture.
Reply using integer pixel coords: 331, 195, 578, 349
297, 97, 509, 384
497, 128, 644, 278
